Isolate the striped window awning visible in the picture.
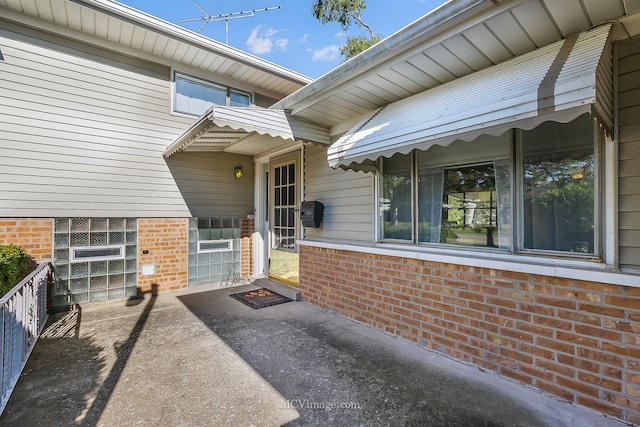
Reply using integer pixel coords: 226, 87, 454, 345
328, 24, 613, 172
164, 106, 329, 158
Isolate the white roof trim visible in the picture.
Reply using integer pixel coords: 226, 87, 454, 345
164, 106, 330, 158
72, 0, 312, 84
327, 24, 614, 171
272, 0, 495, 113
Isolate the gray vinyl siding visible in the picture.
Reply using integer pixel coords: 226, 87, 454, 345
0, 25, 195, 217
254, 93, 280, 108
618, 38, 640, 272
303, 144, 374, 243
166, 152, 255, 217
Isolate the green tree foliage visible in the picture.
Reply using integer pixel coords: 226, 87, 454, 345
341, 34, 383, 59
312, 0, 382, 59
0, 244, 31, 296
444, 164, 495, 193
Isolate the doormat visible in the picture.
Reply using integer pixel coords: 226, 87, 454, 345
230, 288, 292, 309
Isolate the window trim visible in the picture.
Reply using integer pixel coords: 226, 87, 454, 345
69, 245, 125, 263
378, 151, 415, 244
197, 239, 233, 253
229, 88, 252, 107
172, 71, 253, 116
515, 121, 601, 259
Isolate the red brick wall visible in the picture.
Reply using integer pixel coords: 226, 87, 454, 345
300, 245, 640, 424
0, 218, 52, 262
137, 218, 188, 293
241, 216, 254, 278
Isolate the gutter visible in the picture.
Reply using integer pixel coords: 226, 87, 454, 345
272, 0, 513, 113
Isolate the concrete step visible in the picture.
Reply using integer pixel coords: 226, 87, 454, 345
252, 278, 301, 301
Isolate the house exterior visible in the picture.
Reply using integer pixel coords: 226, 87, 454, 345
168, 0, 640, 423
3, 0, 640, 424
0, 0, 311, 303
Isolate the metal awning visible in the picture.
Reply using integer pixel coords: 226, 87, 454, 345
328, 24, 613, 172
164, 106, 330, 158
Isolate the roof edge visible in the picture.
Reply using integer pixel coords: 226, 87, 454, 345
163, 108, 215, 158
272, 0, 523, 112
68, 0, 312, 85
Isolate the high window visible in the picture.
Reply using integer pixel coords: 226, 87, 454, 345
378, 114, 598, 257
173, 72, 251, 116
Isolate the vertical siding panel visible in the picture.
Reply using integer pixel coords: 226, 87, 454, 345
303, 144, 374, 242
0, 26, 194, 217
618, 38, 640, 272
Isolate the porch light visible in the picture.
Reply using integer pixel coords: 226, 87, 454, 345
570, 167, 584, 180
235, 166, 243, 179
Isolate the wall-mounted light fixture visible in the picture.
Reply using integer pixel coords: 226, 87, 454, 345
570, 167, 584, 180
234, 166, 243, 179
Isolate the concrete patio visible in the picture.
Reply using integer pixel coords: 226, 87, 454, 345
0, 283, 627, 426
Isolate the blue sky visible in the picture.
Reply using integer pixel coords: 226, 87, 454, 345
117, 0, 445, 78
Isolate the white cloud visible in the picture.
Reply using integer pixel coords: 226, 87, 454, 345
246, 26, 274, 54
247, 26, 290, 54
312, 45, 340, 61
276, 38, 289, 50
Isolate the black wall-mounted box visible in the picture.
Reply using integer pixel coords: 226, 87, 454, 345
300, 201, 324, 228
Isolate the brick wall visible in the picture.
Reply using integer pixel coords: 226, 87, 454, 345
0, 218, 52, 262
300, 245, 640, 424
137, 218, 188, 293
241, 216, 254, 278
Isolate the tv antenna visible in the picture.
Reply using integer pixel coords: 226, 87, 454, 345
179, 3, 281, 44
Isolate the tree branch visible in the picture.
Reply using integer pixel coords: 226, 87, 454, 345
349, 12, 375, 40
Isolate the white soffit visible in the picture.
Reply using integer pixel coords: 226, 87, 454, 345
328, 24, 613, 172
275, 0, 634, 130
0, 0, 311, 98
163, 107, 330, 158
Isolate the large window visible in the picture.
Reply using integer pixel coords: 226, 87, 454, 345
174, 72, 251, 116
378, 115, 597, 257
521, 118, 595, 253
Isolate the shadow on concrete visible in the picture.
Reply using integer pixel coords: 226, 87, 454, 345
0, 286, 158, 427
177, 285, 548, 427
79, 285, 158, 426
0, 305, 104, 426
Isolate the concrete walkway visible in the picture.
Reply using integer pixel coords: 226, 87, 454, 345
1, 283, 626, 427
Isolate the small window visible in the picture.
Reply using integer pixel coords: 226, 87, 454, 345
198, 239, 233, 253
230, 90, 251, 107
175, 74, 226, 116
70, 246, 124, 262
174, 72, 252, 116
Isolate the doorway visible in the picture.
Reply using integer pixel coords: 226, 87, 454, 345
268, 152, 300, 286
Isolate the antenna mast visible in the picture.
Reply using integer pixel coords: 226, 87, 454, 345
179, 3, 281, 44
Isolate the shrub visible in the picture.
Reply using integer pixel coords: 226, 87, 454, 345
0, 245, 31, 297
